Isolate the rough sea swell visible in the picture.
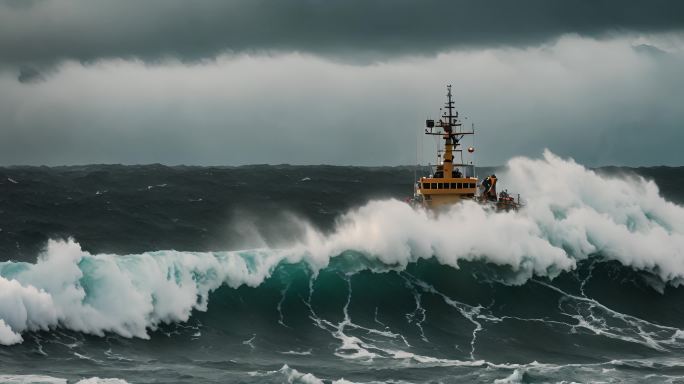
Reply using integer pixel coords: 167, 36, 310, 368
2, 151, 684, 383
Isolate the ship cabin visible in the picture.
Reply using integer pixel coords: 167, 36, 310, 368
418, 164, 478, 208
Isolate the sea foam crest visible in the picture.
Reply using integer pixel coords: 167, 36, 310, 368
1, 150, 683, 345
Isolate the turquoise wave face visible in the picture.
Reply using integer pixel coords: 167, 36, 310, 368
2, 254, 684, 383
1, 236, 683, 348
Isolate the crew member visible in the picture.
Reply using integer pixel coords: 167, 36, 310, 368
487, 174, 498, 201
481, 177, 490, 196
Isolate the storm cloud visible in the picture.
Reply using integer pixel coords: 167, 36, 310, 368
0, 1, 683, 167
1, 0, 684, 69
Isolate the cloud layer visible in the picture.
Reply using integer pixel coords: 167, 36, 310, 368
1, 33, 683, 166
1, 0, 684, 68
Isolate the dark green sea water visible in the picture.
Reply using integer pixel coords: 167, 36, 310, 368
1, 159, 684, 383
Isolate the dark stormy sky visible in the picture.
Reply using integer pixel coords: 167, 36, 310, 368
1, 0, 683, 166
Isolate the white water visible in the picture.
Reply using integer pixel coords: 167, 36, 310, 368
0, 375, 129, 384
1, 151, 684, 345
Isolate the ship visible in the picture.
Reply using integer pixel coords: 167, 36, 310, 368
410, 85, 523, 211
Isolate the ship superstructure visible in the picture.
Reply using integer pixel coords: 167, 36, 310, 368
412, 86, 522, 210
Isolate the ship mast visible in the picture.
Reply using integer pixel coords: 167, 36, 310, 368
424, 85, 473, 178
442, 85, 456, 178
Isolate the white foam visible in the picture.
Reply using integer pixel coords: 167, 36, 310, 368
0, 375, 65, 384
254, 364, 323, 384
0, 240, 295, 345
506, 150, 684, 282
0, 376, 129, 384
280, 349, 313, 355
267, 364, 384, 384
494, 369, 525, 384
75, 378, 130, 384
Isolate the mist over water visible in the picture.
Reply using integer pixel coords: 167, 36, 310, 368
1, 151, 684, 383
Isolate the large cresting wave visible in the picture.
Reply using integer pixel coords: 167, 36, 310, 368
1, 150, 683, 346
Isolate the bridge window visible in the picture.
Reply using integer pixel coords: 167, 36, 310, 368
450, 183, 457, 189
423, 183, 431, 189
457, 183, 462, 189
437, 183, 443, 189
431, 183, 437, 189
469, 183, 476, 188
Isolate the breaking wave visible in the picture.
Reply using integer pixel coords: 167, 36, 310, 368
1, 150, 684, 346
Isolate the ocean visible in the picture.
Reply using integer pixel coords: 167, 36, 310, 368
1, 151, 684, 383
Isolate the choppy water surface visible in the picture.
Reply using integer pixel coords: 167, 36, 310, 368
2, 152, 684, 383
